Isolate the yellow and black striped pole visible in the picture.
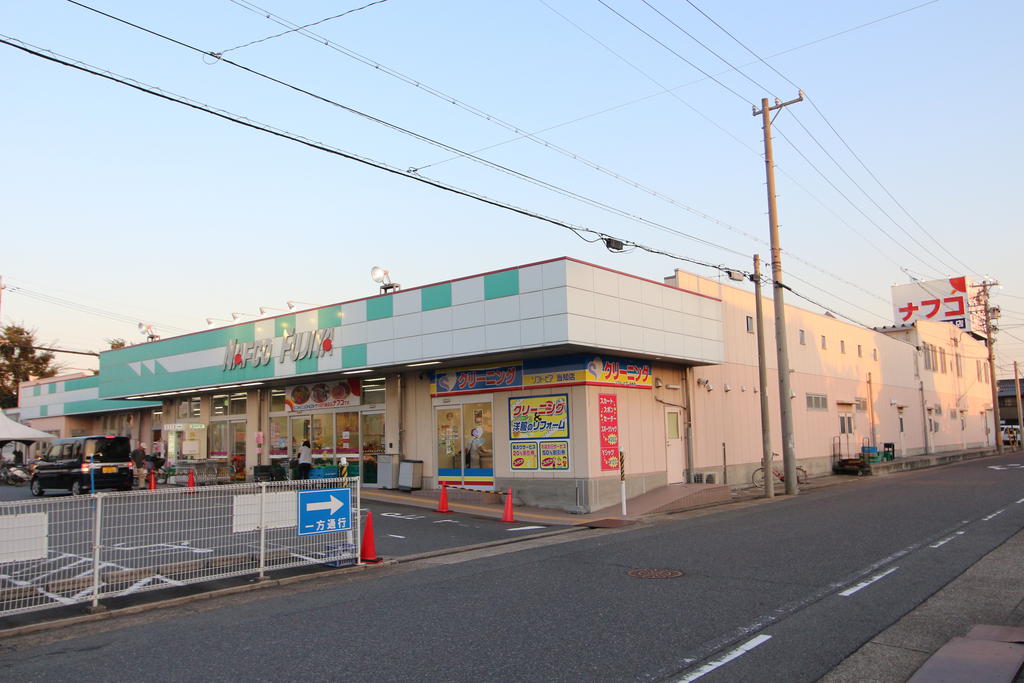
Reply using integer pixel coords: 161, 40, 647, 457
619, 449, 627, 516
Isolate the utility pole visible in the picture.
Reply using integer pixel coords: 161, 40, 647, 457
1015, 360, 1023, 450
754, 92, 803, 494
979, 280, 1002, 453
752, 255, 773, 498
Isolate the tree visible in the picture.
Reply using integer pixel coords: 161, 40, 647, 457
0, 325, 61, 409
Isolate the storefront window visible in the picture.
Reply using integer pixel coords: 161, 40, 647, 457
229, 392, 247, 415
190, 397, 201, 418
335, 412, 360, 455
311, 412, 334, 459
231, 420, 246, 480
212, 395, 230, 416
270, 389, 286, 412
209, 422, 230, 457
362, 378, 386, 404
361, 412, 385, 485
269, 416, 288, 458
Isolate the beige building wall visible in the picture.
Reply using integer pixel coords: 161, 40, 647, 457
669, 270, 993, 483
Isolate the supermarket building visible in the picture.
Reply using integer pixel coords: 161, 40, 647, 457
16, 257, 997, 512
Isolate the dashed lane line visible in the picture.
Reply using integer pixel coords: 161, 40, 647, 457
839, 566, 900, 597
676, 635, 772, 682
982, 509, 1006, 521
929, 531, 966, 548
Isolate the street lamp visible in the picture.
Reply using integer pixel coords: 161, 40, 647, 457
206, 317, 233, 328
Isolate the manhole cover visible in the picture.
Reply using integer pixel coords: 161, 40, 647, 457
626, 568, 683, 579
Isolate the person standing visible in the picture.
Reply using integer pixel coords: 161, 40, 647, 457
297, 440, 313, 480
130, 442, 148, 487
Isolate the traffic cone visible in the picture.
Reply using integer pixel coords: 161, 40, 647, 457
501, 488, 516, 523
360, 511, 382, 564
147, 471, 156, 490
435, 483, 451, 513
185, 468, 196, 493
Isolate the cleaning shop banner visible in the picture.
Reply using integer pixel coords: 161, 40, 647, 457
431, 354, 652, 396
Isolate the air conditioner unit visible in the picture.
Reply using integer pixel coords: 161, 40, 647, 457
691, 473, 704, 483
704, 473, 716, 484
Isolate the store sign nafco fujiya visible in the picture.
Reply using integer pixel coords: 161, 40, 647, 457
223, 328, 335, 370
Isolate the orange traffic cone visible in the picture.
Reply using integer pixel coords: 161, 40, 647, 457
435, 483, 451, 513
148, 471, 156, 490
360, 511, 382, 564
501, 488, 516, 523
185, 468, 196, 493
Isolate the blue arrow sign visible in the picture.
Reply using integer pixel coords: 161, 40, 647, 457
297, 487, 352, 536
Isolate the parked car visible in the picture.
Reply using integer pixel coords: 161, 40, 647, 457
30, 436, 135, 496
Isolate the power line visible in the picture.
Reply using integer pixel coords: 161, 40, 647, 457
0, 35, 749, 285
218, 0, 391, 55
682, 0, 976, 278
65, 1, 752, 260
6, 283, 189, 334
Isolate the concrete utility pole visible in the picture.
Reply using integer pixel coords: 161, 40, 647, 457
979, 281, 1002, 453
1015, 361, 1023, 449
752, 255, 773, 498
754, 93, 803, 494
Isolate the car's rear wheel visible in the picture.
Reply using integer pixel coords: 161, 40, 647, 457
71, 479, 85, 495
30, 478, 45, 497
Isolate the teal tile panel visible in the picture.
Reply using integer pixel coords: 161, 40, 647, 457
485, 270, 519, 299
275, 315, 296, 338
100, 325, 256, 366
39, 405, 47, 417
318, 305, 343, 329
99, 359, 277, 398
64, 398, 162, 415
342, 344, 367, 368
366, 296, 393, 321
65, 375, 100, 390
296, 357, 318, 374
421, 283, 452, 311
33, 386, 40, 397
47, 383, 56, 394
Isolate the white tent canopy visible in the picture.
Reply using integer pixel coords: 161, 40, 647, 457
0, 411, 55, 444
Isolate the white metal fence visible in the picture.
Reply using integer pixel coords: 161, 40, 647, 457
0, 478, 361, 617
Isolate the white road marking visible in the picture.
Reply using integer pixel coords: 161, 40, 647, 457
982, 509, 1005, 521
677, 635, 772, 682
379, 512, 426, 520
506, 525, 546, 531
929, 531, 966, 548
839, 566, 900, 596
1016, 498, 1024, 504
432, 519, 458, 524
387, 534, 405, 539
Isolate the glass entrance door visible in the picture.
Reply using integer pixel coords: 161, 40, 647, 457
360, 412, 384, 486
435, 402, 493, 490
289, 415, 311, 461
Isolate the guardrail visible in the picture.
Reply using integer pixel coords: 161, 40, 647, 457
0, 478, 361, 617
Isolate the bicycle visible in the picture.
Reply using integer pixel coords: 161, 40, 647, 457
751, 453, 808, 488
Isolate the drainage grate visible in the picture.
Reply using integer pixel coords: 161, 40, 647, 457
626, 568, 683, 579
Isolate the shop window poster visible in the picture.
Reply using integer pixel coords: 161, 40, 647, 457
539, 441, 569, 470
599, 394, 620, 471
511, 442, 538, 470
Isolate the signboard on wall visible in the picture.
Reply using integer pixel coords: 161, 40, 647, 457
432, 354, 652, 396
511, 442, 539, 470
284, 380, 361, 412
891, 277, 977, 332
509, 394, 569, 440
598, 394, 620, 471
539, 440, 569, 470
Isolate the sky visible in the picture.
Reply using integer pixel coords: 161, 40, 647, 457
1, 0, 1022, 377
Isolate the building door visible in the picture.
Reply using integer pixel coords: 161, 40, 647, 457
838, 406, 855, 458
664, 408, 685, 484
435, 401, 494, 490
289, 415, 311, 460
360, 411, 385, 486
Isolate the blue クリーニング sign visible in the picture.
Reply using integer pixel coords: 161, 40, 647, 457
296, 487, 352, 536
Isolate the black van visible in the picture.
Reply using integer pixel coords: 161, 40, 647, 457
30, 436, 135, 496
